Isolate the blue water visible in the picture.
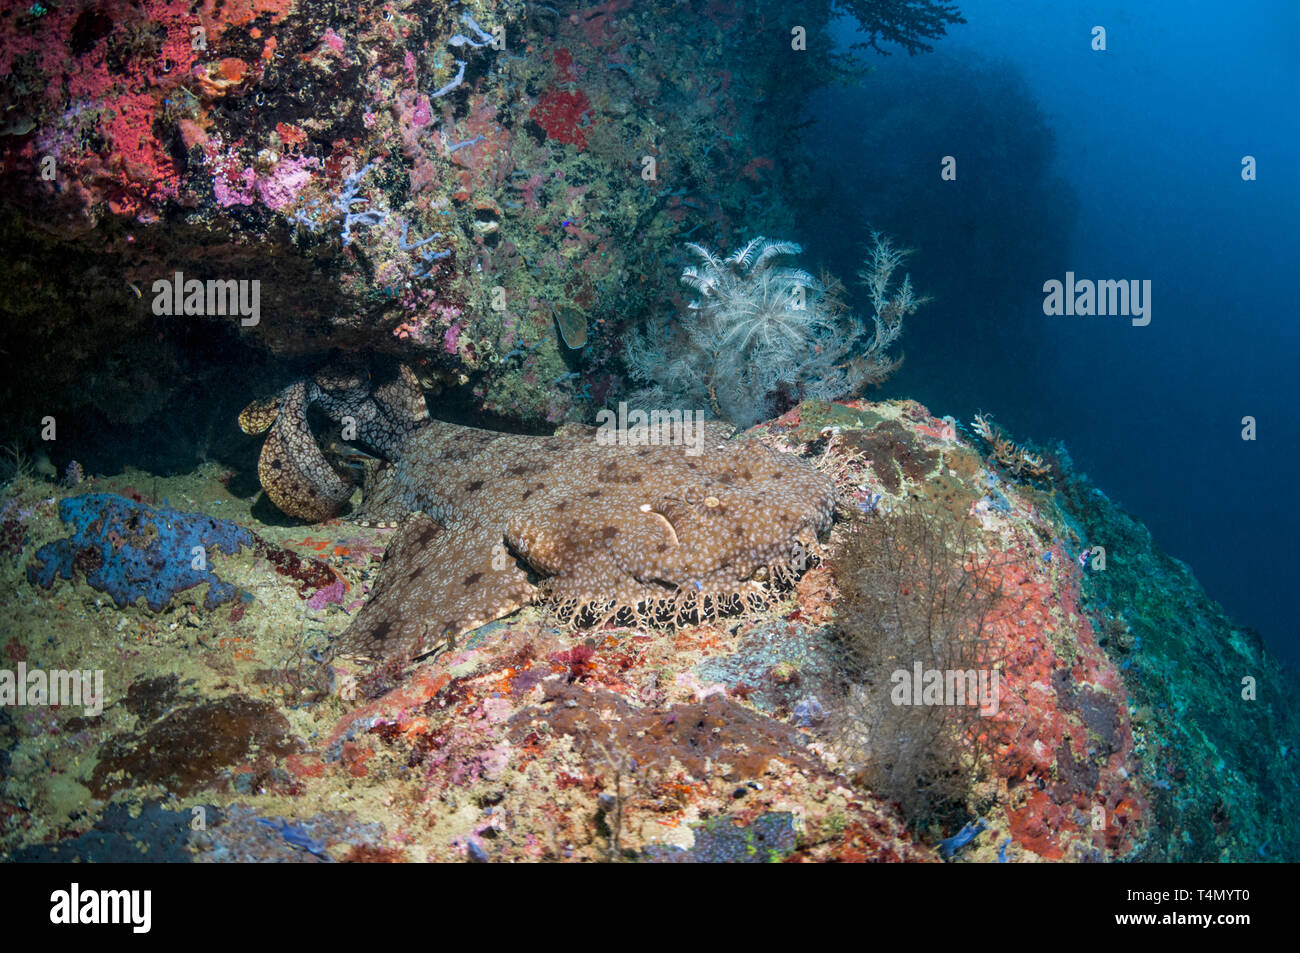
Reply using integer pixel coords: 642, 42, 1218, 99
806, 0, 1300, 664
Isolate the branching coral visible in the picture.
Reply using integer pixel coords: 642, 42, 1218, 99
970, 413, 1051, 481
626, 233, 926, 427
831, 0, 967, 55
335, 162, 385, 248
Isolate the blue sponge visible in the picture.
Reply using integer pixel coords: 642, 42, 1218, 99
27, 493, 255, 612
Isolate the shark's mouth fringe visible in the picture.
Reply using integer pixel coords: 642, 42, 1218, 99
542, 550, 819, 630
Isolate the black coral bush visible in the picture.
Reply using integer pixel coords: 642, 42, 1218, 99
830, 505, 1007, 830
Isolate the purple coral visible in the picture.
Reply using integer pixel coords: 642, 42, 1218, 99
256, 156, 320, 211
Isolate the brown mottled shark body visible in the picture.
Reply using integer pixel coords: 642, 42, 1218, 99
241, 364, 835, 668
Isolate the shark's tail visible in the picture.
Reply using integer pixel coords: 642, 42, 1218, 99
238, 361, 428, 521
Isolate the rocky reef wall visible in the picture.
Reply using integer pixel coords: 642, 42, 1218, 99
0, 0, 819, 439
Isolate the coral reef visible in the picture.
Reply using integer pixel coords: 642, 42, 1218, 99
91, 691, 300, 798
0, 0, 1293, 869
192, 806, 389, 863
643, 811, 798, 862
2, 397, 1297, 863
0, 0, 837, 438
832, 504, 1007, 828
1051, 447, 1300, 860
970, 412, 1052, 481
6, 800, 194, 863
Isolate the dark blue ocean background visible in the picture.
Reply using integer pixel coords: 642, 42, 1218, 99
803, 0, 1300, 665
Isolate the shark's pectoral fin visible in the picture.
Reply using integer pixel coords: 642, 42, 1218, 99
333, 514, 535, 666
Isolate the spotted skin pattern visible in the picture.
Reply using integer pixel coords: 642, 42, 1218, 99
239, 365, 428, 521
241, 365, 835, 668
